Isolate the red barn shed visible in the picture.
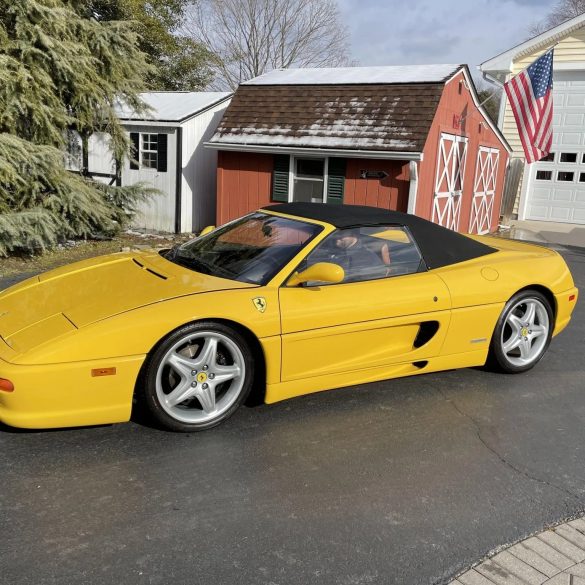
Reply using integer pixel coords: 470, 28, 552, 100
206, 65, 511, 234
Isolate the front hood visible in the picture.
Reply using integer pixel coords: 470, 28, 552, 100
0, 250, 255, 352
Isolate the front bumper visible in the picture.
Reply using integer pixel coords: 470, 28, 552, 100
0, 353, 145, 429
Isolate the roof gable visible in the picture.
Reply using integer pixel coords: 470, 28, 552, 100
480, 12, 585, 73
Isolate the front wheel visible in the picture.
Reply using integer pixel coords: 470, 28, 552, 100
142, 322, 254, 432
487, 290, 554, 373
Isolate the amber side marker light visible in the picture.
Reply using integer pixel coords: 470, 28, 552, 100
0, 378, 14, 392
569, 294, 576, 302
91, 367, 116, 377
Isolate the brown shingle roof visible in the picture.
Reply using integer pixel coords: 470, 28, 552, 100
209, 82, 446, 153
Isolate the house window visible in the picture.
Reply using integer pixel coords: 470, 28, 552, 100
292, 158, 326, 203
558, 171, 574, 182
540, 152, 555, 162
141, 134, 159, 169
560, 152, 577, 163
579, 172, 585, 183
536, 170, 552, 180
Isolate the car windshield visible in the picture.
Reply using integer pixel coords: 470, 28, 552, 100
167, 213, 322, 285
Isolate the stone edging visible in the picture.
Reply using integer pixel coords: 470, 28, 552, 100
450, 516, 585, 585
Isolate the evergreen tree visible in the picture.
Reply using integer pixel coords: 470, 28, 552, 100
0, 0, 155, 256
74, 0, 214, 91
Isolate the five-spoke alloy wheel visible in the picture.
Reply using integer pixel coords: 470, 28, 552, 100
488, 290, 554, 373
143, 322, 254, 431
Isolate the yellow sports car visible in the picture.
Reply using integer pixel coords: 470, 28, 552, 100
0, 203, 578, 431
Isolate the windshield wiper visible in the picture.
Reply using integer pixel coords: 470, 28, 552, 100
172, 253, 240, 281
172, 254, 213, 274
164, 243, 182, 261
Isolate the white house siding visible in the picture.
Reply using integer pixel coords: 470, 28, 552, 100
122, 125, 177, 232
180, 102, 229, 232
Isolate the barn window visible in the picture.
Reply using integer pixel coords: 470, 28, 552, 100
536, 171, 552, 180
129, 132, 168, 172
142, 134, 158, 169
293, 157, 326, 203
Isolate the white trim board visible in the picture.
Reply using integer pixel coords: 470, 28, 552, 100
204, 142, 424, 161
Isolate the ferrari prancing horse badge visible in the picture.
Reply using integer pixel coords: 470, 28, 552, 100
252, 297, 267, 313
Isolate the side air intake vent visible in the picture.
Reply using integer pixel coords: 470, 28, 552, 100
413, 321, 439, 348
413, 361, 428, 369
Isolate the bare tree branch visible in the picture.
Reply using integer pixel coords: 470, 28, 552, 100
528, 0, 585, 38
184, 0, 351, 90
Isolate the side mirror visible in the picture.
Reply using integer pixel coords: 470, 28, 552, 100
287, 262, 344, 287
199, 225, 215, 237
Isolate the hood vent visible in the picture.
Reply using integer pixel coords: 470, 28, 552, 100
132, 258, 168, 280
146, 268, 167, 280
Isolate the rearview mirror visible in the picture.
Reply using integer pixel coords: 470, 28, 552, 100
287, 262, 344, 287
199, 225, 215, 237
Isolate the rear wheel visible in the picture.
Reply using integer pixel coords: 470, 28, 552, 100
488, 290, 553, 373
143, 322, 254, 432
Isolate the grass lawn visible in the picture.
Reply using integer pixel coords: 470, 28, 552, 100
0, 231, 192, 279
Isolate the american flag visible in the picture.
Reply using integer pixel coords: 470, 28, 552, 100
504, 49, 554, 164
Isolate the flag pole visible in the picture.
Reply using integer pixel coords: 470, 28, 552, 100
475, 90, 500, 110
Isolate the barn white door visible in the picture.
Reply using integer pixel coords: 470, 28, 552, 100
469, 146, 500, 234
433, 133, 468, 231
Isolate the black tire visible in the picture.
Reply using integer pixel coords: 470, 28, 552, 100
487, 289, 554, 374
141, 321, 254, 432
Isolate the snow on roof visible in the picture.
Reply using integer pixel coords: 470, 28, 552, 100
244, 64, 462, 86
210, 132, 417, 151
116, 92, 231, 122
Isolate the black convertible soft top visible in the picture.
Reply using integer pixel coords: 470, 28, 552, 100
263, 202, 497, 270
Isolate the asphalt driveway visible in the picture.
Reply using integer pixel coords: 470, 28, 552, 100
1, 248, 584, 585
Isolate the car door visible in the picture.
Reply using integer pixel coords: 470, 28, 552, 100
278, 226, 452, 382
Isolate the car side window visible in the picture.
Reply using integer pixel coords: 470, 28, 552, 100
301, 225, 425, 284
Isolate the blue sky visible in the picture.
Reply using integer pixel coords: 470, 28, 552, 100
338, 0, 553, 80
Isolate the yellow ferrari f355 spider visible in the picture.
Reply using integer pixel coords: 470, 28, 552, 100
0, 203, 578, 431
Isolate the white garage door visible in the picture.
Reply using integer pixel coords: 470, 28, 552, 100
524, 70, 585, 224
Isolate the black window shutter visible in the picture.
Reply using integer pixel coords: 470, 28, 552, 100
130, 132, 139, 170
271, 154, 290, 201
157, 133, 168, 172
327, 158, 346, 204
